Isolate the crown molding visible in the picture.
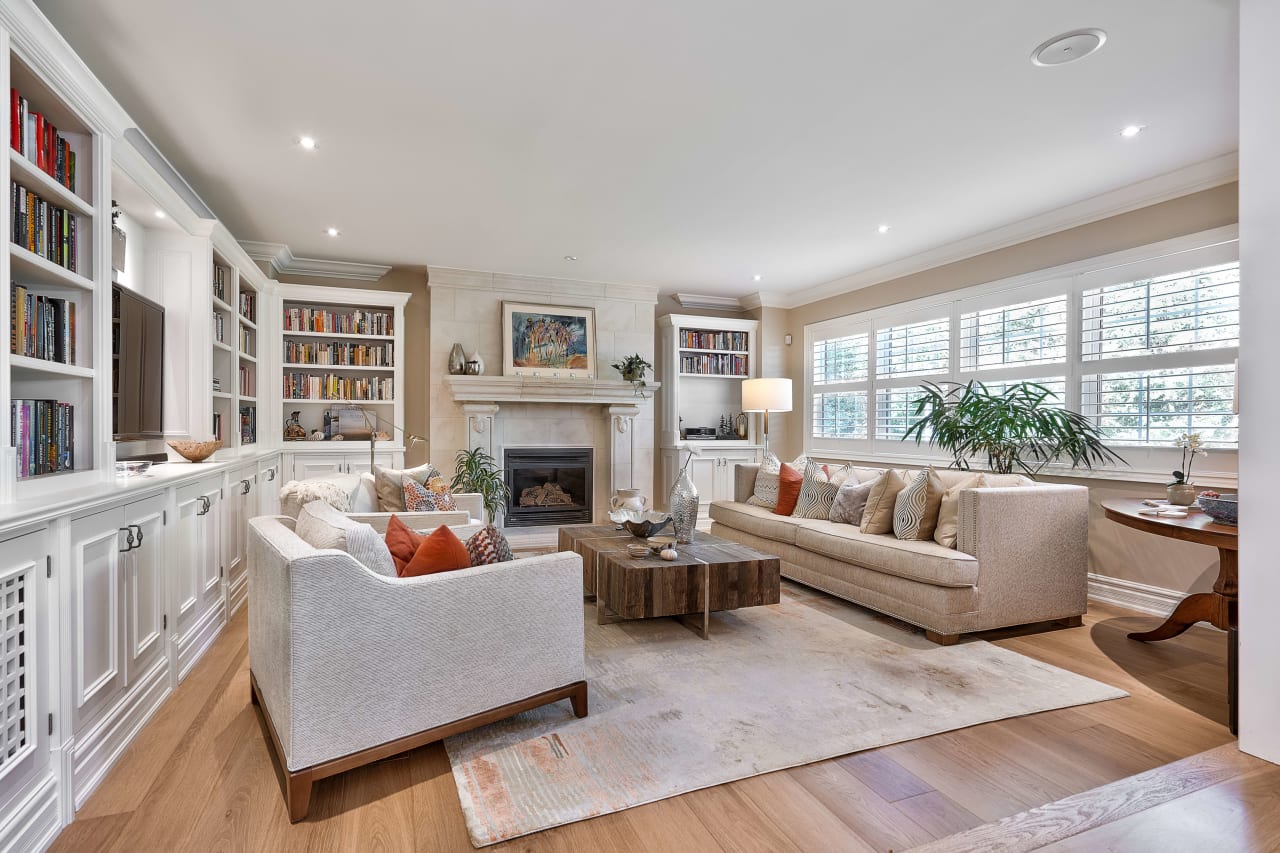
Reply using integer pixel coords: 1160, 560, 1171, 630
771, 153, 1239, 310
239, 241, 390, 282
673, 293, 744, 311
428, 266, 660, 304
739, 291, 790, 310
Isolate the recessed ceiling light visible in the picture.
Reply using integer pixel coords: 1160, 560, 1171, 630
325, 227, 340, 237
154, 210, 166, 219
877, 224, 891, 234
753, 274, 762, 282
298, 136, 317, 150
1120, 124, 1146, 138
563, 255, 578, 261
1031, 28, 1107, 67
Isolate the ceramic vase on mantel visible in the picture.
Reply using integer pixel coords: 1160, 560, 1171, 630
669, 451, 698, 544
447, 343, 467, 375
467, 350, 486, 376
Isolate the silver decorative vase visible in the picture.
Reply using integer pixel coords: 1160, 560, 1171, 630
447, 343, 467, 375
669, 452, 698, 544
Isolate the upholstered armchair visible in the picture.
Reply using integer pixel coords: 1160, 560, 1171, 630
248, 514, 587, 821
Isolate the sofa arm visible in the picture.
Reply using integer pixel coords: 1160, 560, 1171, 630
957, 485, 1090, 624
348, 511, 472, 533
285, 551, 586, 770
734, 464, 761, 503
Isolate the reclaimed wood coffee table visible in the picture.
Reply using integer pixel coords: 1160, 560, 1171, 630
558, 525, 781, 639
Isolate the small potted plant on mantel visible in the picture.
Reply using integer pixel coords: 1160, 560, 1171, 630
1168, 433, 1207, 506
611, 353, 653, 398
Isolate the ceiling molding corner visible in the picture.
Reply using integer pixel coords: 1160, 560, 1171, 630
674, 292, 744, 311
739, 291, 789, 311
779, 152, 1240, 310
238, 241, 390, 282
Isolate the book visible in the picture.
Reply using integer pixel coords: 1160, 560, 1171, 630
10, 399, 74, 478
8, 88, 77, 191
10, 182, 78, 271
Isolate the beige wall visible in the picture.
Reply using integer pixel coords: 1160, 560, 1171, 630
274, 267, 432, 467
768, 183, 1238, 601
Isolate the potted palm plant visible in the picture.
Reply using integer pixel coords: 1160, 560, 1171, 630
450, 447, 511, 524
903, 380, 1124, 477
611, 353, 654, 397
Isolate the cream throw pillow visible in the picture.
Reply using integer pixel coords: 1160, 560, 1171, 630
859, 469, 909, 534
893, 467, 946, 541
933, 473, 987, 549
746, 452, 782, 508
373, 462, 441, 512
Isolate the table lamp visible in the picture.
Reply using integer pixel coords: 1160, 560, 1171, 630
741, 377, 792, 457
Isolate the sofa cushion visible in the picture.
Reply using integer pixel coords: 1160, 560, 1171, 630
860, 470, 908, 534
295, 500, 397, 577
280, 474, 358, 518
709, 501, 813, 546
773, 463, 805, 516
795, 520, 979, 588
466, 524, 514, 565
385, 514, 425, 574
829, 478, 875, 525
793, 461, 843, 519
401, 525, 472, 577
350, 473, 379, 513
893, 467, 945, 541
746, 452, 781, 509
373, 462, 441, 513
934, 473, 987, 548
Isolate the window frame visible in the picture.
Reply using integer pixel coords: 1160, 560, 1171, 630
802, 226, 1240, 485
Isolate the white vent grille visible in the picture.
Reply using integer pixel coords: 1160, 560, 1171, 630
0, 572, 29, 771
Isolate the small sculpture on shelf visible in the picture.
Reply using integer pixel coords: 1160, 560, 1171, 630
284, 411, 306, 441
307, 429, 324, 441
448, 343, 467, 375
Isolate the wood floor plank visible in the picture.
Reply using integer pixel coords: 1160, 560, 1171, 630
837, 750, 934, 803
682, 783, 805, 853
733, 770, 880, 853
790, 758, 935, 851
408, 745, 475, 853
618, 796, 728, 853
893, 790, 986, 840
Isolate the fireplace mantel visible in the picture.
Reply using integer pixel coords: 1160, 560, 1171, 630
444, 375, 660, 406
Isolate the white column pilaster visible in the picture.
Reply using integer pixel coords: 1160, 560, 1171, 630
461, 403, 500, 458
606, 404, 642, 494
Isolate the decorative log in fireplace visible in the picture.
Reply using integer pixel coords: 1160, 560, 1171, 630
503, 448, 594, 527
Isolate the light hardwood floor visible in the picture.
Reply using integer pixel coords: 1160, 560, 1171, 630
51, 597, 1240, 853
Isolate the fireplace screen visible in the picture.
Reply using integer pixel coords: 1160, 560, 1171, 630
504, 448, 594, 527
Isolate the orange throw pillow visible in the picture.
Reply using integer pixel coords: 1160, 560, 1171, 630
773, 463, 804, 516
385, 515, 424, 575
401, 525, 472, 578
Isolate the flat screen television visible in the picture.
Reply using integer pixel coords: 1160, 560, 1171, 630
112, 283, 165, 440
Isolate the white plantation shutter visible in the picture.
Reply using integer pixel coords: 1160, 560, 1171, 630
1081, 364, 1237, 446
812, 392, 868, 439
812, 333, 868, 384
961, 294, 1067, 370
875, 386, 925, 441
876, 317, 949, 378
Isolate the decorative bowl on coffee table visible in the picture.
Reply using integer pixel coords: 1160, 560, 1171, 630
1197, 492, 1238, 525
167, 439, 222, 463
608, 509, 671, 539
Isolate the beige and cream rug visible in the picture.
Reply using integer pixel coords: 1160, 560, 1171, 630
445, 583, 1126, 847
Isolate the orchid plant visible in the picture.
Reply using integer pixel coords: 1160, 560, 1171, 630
1170, 433, 1207, 485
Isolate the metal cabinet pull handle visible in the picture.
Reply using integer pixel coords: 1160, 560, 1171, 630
267, 468, 276, 482
240, 479, 251, 495
197, 495, 211, 516
119, 527, 135, 552
131, 524, 144, 547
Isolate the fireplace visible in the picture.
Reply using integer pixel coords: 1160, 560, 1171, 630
504, 448, 594, 528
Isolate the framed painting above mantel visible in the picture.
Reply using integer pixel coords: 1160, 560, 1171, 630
502, 302, 596, 378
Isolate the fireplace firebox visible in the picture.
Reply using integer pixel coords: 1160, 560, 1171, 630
503, 448, 594, 528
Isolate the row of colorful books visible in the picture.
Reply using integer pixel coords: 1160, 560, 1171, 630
239, 290, 256, 324
239, 365, 254, 397
239, 325, 254, 356
283, 373, 394, 401
239, 406, 256, 445
679, 353, 749, 376
213, 311, 226, 345
11, 399, 73, 479
283, 307, 392, 336
10, 284, 76, 363
10, 182, 79, 272
679, 329, 748, 351
213, 264, 229, 302
9, 88, 78, 192
282, 341, 393, 366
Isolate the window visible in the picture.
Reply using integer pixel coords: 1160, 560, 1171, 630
961, 294, 1067, 370
1081, 263, 1239, 360
876, 317, 949, 378
812, 392, 868, 439
805, 235, 1240, 470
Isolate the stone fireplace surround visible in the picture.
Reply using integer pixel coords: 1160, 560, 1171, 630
428, 269, 659, 525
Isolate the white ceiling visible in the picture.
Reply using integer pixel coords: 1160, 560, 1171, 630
35, 0, 1238, 298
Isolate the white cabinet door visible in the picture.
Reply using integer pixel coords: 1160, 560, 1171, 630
345, 450, 399, 477
0, 530, 52, 823
686, 454, 718, 511
292, 455, 346, 481
714, 451, 760, 503
123, 495, 166, 682
226, 466, 255, 617
258, 455, 282, 516
68, 507, 127, 730
172, 477, 225, 680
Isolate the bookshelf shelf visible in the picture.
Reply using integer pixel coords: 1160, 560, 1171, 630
10, 244, 93, 291
679, 347, 750, 356
282, 362, 394, 373
239, 352, 257, 364
282, 398, 395, 405
10, 355, 93, 379
239, 315, 257, 331
212, 391, 232, 400
212, 295, 233, 313
282, 330, 395, 342
239, 395, 257, 403
212, 340, 232, 353
677, 372, 750, 379
8, 149, 94, 218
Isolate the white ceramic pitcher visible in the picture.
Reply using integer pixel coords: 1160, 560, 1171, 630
610, 489, 649, 512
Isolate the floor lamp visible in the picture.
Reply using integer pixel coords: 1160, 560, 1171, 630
742, 378, 792, 458
361, 410, 427, 471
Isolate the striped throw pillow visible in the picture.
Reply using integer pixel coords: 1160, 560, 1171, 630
893, 467, 946, 540
746, 452, 782, 508
793, 461, 844, 519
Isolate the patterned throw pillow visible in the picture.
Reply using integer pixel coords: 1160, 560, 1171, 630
893, 468, 946, 541
374, 462, 442, 512
934, 473, 987, 549
466, 525, 515, 566
746, 453, 782, 508
793, 461, 843, 519
403, 478, 440, 512
426, 476, 458, 511
829, 478, 876, 525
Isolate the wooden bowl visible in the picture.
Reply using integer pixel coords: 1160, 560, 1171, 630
167, 439, 222, 463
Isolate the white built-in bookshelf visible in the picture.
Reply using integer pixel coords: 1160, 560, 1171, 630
276, 282, 407, 451
3, 45, 102, 497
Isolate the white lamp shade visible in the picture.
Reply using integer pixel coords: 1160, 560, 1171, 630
742, 377, 793, 412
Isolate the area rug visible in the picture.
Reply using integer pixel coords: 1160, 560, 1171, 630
445, 583, 1126, 847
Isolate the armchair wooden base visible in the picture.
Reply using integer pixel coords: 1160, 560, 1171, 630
251, 670, 589, 822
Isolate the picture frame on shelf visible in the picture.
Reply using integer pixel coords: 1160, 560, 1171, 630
502, 302, 596, 378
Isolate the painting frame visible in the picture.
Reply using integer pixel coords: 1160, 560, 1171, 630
502, 302, 597, 378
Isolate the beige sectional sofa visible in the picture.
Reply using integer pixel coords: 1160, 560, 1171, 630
709, 463, 1090, 643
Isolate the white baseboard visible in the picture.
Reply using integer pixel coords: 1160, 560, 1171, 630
1087, 573, 1186, 619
